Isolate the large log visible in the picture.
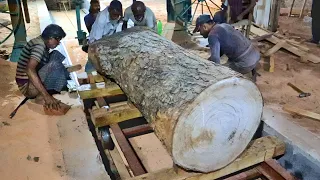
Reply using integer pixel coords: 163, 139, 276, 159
88, 27, 263, 173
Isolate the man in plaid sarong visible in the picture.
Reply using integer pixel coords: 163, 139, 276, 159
16, 24, 72, 111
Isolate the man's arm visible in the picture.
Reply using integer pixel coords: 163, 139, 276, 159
208, 36, 221, 64
88, 10, 107, 43
237, 0, 256, 21
26, 59, 60, 109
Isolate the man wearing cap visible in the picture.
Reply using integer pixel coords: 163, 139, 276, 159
193, 14, 260, 80
122, 1, 157, 31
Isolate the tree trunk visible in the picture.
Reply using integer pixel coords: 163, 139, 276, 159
88, 27, 263, 173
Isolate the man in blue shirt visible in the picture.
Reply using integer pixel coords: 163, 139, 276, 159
193, 14, 260, 80
84, 0, 100, 33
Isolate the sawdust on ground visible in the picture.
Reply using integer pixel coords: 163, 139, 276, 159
0, 60, 67, 180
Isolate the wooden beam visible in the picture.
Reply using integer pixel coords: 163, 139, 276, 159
162, 22, 175, 40
224, 168, 261, 180
299, 0, 307, 18
257, 162, 285, 180
283, 105, 320, 122
251, 25, 320, 63
129, 133, 174, 172
92, 101, 142, 127
269, 0, 281, 32
96, 98, 146, 176
130, 136, 285, 180
264, 159, 297, 180
110, 125, 146, 176
122, 124, 153, 137
269, 56, 275, 72
78, 82, 124, 100
108, 132, 135, 178
107, 148, 132, 179
251, 33, 274, 42
264, 40, 286, 56
288, 0, 296, 17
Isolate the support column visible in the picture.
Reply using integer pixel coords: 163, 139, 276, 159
8, 0, 27, 62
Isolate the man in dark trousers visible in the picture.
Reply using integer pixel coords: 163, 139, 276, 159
15, 24, 71, 112
310, 0, 320, 44
193, 14, 260, 81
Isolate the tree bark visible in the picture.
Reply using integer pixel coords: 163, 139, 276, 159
88, 27, 263, 173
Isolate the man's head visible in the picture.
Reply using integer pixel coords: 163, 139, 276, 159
41, 24, 66, 49
193, 14, 215, 38
131, 1, 146, 22
89, 0, 100, 14
108, 0, 122, 21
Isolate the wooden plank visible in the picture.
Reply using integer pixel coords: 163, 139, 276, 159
130, 136, 285, 180
264, 159, 297, 180
129, 133, 174, 172
107, 148, 132, 179
269, 0, 281, 32
224, 168, 261, 180
92, 101, 142, 127
283, 105, 320, 122
123, 124, 153, 137
269, 56, 275, 72
264, 40, 286, 56
251, 33, 274, 42
78, 82, 124, 100
251, 25, 320, 63
96, 98, 146, 176
257, 162, 285, 180
300, 0, 307, 18
110, 124, 146, 176
109, 131, 135, 178
162, 22, 175, 40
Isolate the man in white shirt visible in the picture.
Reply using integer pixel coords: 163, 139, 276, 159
122, 1, 157, 31
88, 0, 123, 43
86, 0, 122, 73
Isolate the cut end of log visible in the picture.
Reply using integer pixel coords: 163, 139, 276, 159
172, 77, 263, 173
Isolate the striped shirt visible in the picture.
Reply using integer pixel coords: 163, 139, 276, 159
16, 36, 49, 93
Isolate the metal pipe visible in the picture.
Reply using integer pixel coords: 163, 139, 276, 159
22, 0, 29, 23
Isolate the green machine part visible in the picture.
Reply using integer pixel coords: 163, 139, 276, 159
73, 0, 87, 45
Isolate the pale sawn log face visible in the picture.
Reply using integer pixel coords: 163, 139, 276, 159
88, 27, 263, 172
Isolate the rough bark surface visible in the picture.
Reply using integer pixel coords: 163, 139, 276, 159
88, 27, 263, 172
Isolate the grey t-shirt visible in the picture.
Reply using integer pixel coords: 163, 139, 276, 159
124, 6, 157, 31
208, 23, 259, 68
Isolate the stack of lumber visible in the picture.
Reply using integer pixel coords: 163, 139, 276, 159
250, 25, 320, 64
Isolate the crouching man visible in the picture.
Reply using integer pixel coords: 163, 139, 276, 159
15, 24, 72, 113
194, 14, 260, 81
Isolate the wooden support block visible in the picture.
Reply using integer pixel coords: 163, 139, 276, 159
92, 101, 142, 127
122, 124, 153, 137
264, 40, 286, 56
283, 105, 320, 122
78, 82, 124, 100
162, 22, 175, 40
110, 125, 146, 176
264, 159, 297, 180
257, 162, 286, 180
130, 136, 285, 180
91, 71, 105, 83
129, 133, 174, 172
269, 56, 275, 72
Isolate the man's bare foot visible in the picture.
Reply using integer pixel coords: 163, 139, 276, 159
44, 102, 71, 116
34, 95, 45, 105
